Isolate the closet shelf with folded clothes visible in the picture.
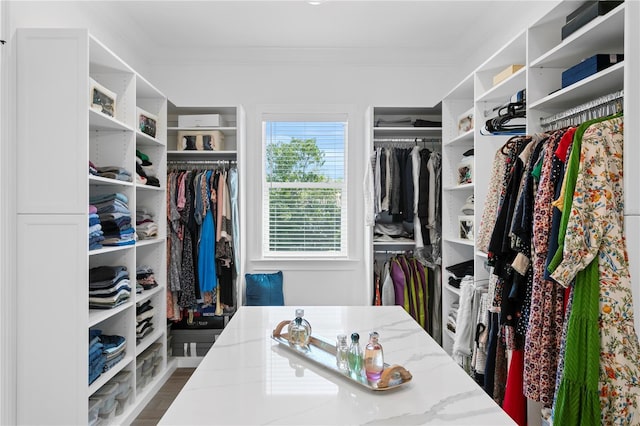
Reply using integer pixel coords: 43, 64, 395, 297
89, 302, 134, 328
90, 175, 134, 187
136, 284, 163, 305
135, 183, 163, 191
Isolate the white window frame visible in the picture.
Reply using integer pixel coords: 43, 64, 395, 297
261, 110, 349, 259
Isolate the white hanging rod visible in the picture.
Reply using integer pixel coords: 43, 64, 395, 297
167, 159, 236, 165
374, 249, 414, 254
540, 89, 623, 128
373, 137, 441, 143
167, 160, 236, 170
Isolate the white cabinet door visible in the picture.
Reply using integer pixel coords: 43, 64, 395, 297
16, 29, 89, 214
16, 214, 88, 425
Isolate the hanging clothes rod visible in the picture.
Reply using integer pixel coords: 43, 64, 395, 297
373, 137, 441, 143
167, 159, 236, 170
167, 159, 236, 165
540, 89, 623, 129
374, 249, 414, 254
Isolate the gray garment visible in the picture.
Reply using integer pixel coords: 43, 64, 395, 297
374, 147, 382, 215
427, 152, 442, 266
193, 171, 205, 226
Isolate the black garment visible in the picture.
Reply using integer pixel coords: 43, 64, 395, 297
89, 265, 127, 283
413, 119, 442, 127
487, 138, 530, 273
503, 137, 547, 335
217, 259, 234, 306
390, 148, 405, 216
179, 172, 197, 308
483, 311, 500, 397
417, 149, 431, 245
403, 150, 414, 222
510, 137, 547, 253
188, 171, 202, 301
445, 259, 474, 278
379, 149, 386, 207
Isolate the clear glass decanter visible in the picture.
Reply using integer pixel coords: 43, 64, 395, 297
287, 308, 311, 347
336, 334, 349, 371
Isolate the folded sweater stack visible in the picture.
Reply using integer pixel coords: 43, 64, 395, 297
89, 265, 131, 309
91, 193, 135, 246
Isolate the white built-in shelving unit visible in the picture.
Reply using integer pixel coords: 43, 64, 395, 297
440, 1, 638, 424
165, 102, 245, 366
167, 103, 242, 161
15, 28, 172, 425
365, 106, 441, 303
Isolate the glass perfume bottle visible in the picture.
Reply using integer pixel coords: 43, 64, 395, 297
287, 308, 311, 347
336, 334, 349, 371
364, 331, 384, 381
348, 332, 363, 377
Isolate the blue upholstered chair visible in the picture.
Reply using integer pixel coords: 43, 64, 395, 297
244, 271, 284, 306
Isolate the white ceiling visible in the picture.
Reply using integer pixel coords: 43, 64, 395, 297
93, 0, 557, 67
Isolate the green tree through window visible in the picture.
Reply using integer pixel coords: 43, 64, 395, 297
263, 120, 346, 255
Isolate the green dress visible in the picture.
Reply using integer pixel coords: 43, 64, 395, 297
550, 115, 640, 425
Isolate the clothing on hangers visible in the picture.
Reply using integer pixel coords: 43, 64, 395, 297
166, 163, 239, 323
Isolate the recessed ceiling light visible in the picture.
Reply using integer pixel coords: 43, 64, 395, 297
308, 1, 323, 5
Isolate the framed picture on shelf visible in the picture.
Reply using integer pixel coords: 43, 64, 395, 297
457, 156, 473, 185
89, 78, 116, 118
137, 107, 158, 138
457, 108, 474, 134
458, 215, 474, 241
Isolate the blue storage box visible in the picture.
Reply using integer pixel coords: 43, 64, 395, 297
561, 54, 623, 88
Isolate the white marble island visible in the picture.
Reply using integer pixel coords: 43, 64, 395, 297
160, 306, 515, 425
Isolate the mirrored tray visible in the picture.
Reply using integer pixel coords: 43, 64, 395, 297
271, 320, 412, 391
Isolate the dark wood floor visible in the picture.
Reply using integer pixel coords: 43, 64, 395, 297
131, 368, 195, 426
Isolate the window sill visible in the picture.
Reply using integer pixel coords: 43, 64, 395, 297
249, 258, 361, 271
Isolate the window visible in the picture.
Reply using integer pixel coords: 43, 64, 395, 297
262, 113, 347, 257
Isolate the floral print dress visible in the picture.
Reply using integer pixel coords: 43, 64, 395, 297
551, 117, 640, 425
523, 130, 565, 408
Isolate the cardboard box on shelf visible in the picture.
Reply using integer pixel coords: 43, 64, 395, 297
178, 114, 224, 128
493, 64, 524, 86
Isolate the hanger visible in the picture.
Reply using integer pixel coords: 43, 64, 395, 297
500, 135, 527, 155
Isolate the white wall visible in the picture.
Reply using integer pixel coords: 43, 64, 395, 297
152, 60, 457, 305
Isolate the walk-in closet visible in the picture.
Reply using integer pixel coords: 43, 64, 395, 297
1, 1, 639, 425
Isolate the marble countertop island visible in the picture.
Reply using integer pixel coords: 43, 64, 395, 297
160, 306, 515, 425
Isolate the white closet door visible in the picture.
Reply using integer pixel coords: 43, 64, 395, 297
16, 214, 88, 425
16, 29, 89, 214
